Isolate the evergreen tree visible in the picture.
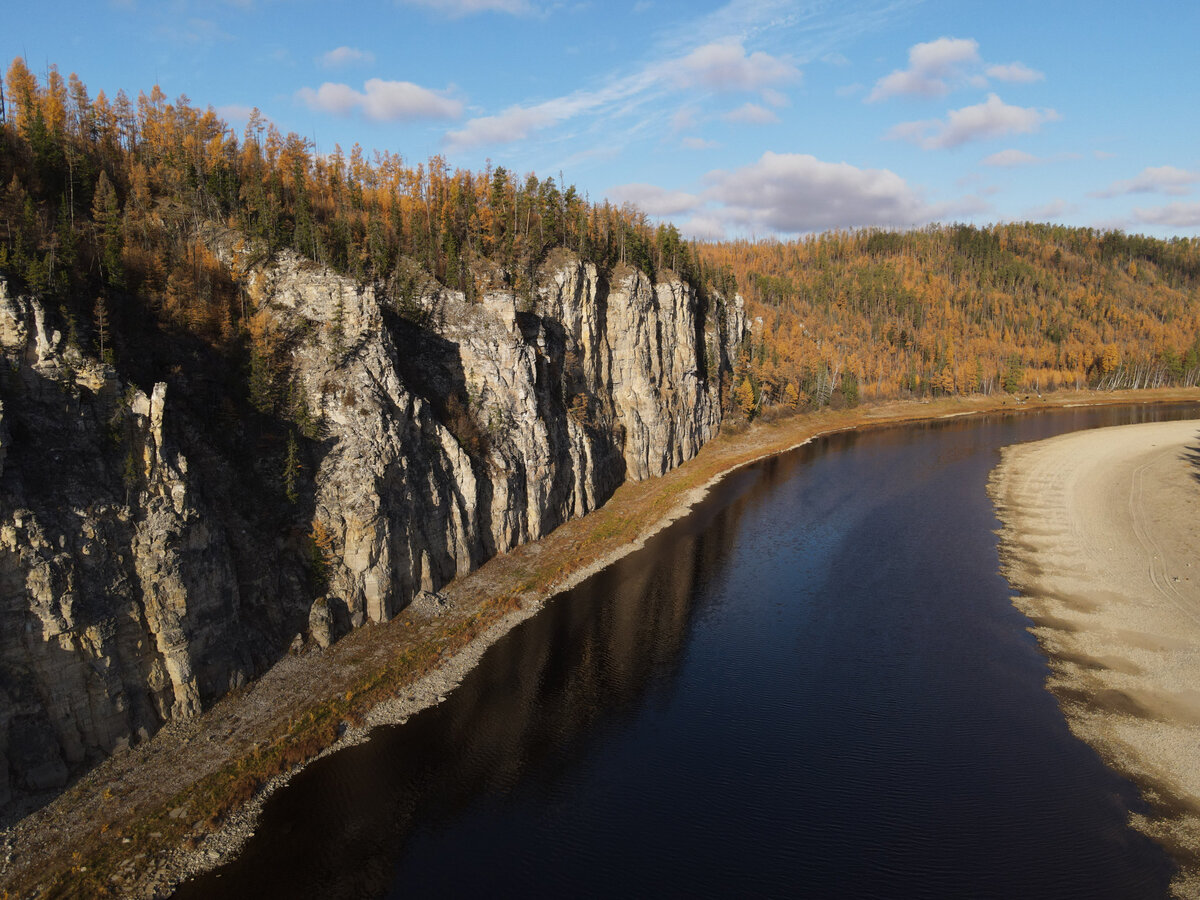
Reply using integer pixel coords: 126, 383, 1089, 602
283, 431, 300, 504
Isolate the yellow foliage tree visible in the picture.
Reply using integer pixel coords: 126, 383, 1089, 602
736, 377, 756, 419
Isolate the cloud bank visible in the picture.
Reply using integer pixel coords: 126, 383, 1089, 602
609, 152, 982, 238
868, 36, 1044, 102
888, 94, 1059, 149
297, 79, 463, 121
1094, 166, 1199, 198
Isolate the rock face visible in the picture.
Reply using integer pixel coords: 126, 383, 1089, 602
0, 249, 745, 806
0, 281, 253, 803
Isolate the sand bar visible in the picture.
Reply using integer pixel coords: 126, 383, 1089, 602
991, 418, 1200, 897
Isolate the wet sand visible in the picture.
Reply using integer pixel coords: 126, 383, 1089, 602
991, 419, 1200, 897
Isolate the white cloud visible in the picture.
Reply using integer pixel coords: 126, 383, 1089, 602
445, 104, 561, 149
216, 103, 256, 123
676, 213, 729, 241
869, 69, 947, 102
1134, 203, 1200, 227
681, 136, 719, 149
908, 36, 980, 75
869, 38, 1046, 102
606, 151, 974, 237
670, 106, 699, 133
607, 183, 700, 217
1022, 199, 1078, 220
703, 151, 935, 233
982, 148, 1080, 167
670, 40, 799, 92
1094, 149, 1117, 160
443, 52, 664, 150
320, 46, 375, 68
888, 94, 1059, 149
986, 62, 1044, 83
298, 82, 361, 115
1093, 166, 1199, 198
398, 0, 533, 16
982, 149, 1038, 167
722, 102, 778, 124
760, 88, 789, 108
868, 36, 979, 101
433, 4, 902, 154
362, 79, 463, 120
297, 79, 463, 121
444, 29, 795, 153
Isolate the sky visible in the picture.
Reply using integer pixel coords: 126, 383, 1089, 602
8, 0, 1200, 240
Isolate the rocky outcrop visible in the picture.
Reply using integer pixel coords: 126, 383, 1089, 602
0, 282, 254, 803
0, 247, 745, 807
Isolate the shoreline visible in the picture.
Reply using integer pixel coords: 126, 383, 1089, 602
4, 387, 1199, 898
990, 417, 1200, 898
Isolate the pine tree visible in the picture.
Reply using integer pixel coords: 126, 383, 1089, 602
283, 432, 300, 504
93, 295, 112, 364
91, 170, 123, 287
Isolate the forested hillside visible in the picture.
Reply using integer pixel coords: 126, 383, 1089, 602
700, 225, 1200, 414
3, 56, 1200, 424
3, 58, 1200, 896
0, 59, 749, 807
0, 59, 715, 411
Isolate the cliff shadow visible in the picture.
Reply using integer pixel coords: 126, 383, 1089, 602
382, 309, 497, 564
172, 464, 758, 900
518, 310, 627, 513
0, 320, 339, 818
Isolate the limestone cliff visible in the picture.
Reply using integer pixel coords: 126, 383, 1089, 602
0, 248, 745, 806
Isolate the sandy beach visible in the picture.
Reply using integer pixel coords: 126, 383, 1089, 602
991, 418, 1200, 897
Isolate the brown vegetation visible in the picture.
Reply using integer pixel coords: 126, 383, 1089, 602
700, 227, 1200, 415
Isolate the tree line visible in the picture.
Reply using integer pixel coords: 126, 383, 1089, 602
0, 58, 717, 375
699, 224, 1200, 416
3, 58, 1200, 431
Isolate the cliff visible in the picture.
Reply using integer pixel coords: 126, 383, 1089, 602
0, 249, 745, 808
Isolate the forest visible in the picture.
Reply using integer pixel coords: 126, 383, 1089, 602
701, 225, 1200, 413
0, 59, 712, 425
2, 58, 1199, 426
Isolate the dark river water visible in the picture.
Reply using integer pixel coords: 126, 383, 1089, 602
177, 403, 1200, 899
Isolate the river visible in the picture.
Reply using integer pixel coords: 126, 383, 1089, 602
176, 403, 1200, 899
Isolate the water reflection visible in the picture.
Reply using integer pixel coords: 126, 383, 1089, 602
178, 464, 764, 900
178, 403, 1200, 900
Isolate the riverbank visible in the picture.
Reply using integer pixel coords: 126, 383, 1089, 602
990, 417, 1200, 898
3, 387, 1198, 898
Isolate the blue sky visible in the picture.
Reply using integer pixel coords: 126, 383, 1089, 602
9, 0, 1200, 239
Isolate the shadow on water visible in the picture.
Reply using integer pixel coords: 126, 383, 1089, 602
176, 461, 768, 900
177, 402, 1200, 900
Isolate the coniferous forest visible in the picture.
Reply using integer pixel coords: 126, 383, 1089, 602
3, 58, 1199, 425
